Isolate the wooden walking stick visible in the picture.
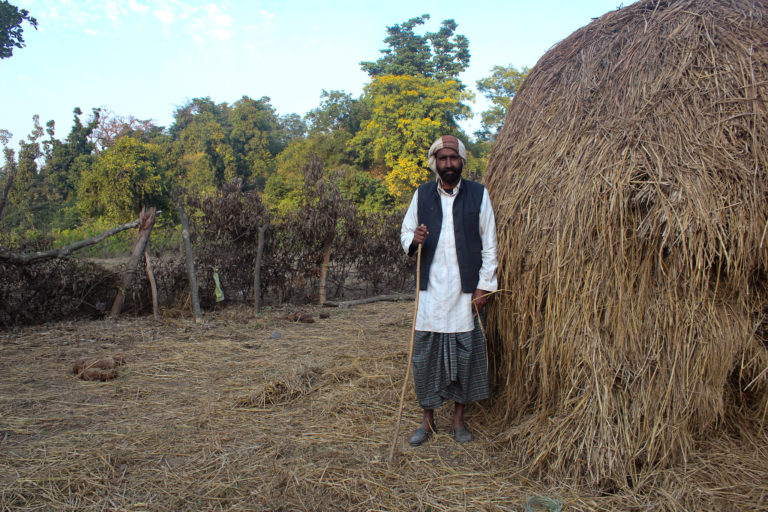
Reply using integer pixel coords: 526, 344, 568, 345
474, 300, 489, 377
388, 242, 423, 464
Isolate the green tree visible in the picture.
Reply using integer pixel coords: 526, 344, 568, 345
475, 64, 529, 140
42, 108, 100, 205
0, 0, 37, 59
278, 113, 307, 144
427, 19, 471, 81
229, 96, 285, 187
350, 74, 472, 199
170, 97, 230, 193
77, 137, 171, 223
7, 122, 43, 227
264, 131, 392, 217
305, 90, 367, 136
0, 118, 54, 236
360, 14, 469, 80
336, 168, 393, 215
264, 133, 348, 216
354, 15, 475, 200
171, 96, 288, 193
0, 129, 14, 220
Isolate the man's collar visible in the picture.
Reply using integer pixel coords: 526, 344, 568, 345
437, 177, 461, 197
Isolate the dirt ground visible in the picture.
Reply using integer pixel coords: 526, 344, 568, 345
1, 301, 767, 511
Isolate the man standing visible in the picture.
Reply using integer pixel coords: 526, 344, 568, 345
400, 135, 498, 445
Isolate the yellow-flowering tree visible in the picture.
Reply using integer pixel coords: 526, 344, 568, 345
350, 74, 471, 200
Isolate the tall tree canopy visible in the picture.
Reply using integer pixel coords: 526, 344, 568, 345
6, 119, 43, 227
1, 110, 101, 235
360, 14, 470, 80
42, 108, 100, 205
354, 15, 474, 200
171, 96, 290, 193
0, 118, 43, 231
350, 75, 471, 199
305, 90, 366, 136
475, 64, 529, 141
229, 96, 285, 184
0, 0, 37, 59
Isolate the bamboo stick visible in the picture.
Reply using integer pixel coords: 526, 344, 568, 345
388, 243, 422, 464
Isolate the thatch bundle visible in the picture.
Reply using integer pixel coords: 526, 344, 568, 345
485, 0, 768, 487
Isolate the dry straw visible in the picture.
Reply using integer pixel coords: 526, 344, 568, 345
485, 0, 768, 488
2, 302, 768, 509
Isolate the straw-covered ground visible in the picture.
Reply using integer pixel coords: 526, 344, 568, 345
1, 302, 767, 511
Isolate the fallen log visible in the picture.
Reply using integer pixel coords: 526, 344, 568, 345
323, 294, 413, 308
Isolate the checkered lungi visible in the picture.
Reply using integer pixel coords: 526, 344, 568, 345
411, 315, 489, 409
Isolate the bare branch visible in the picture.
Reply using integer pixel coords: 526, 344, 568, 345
0, 213, 161, 264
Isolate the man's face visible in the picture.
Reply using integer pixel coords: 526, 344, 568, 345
435, 148, 463, 186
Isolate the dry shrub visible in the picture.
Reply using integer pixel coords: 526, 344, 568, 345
187, 176, 356, 306
353, 209, 412, 294
149, 252, 191, 307
485, 0, 768, 489
188, 179, 268, 307
188, 177, 410, 306
0, 241, 197, 328
0, 259, 118, 327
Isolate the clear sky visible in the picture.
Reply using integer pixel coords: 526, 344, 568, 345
3, 0, 625, 152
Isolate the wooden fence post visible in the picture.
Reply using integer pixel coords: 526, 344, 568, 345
177, 195, 202, 323
252, 224, 267, 312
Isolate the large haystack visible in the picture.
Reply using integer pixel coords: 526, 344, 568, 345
485, 0, 768, 488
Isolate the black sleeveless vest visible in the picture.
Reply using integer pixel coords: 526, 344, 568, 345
412, 179, 485, 292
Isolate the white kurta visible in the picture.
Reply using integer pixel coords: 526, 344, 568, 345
400, 180, 498, 333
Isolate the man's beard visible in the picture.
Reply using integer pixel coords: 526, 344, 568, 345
437, 163, 463, 185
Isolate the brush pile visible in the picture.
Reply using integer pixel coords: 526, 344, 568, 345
484, 0, 768, 488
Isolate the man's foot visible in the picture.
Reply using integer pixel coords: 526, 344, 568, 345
450, 403, 472, 442
450, 426, 473, 443
409, 424, 437, 446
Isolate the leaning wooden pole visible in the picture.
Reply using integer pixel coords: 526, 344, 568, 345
144, 242, 159, 320
388, 243, 422, 464
111, 207, 156, 317
178, 195, 202, 323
